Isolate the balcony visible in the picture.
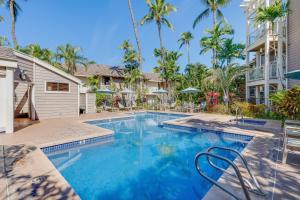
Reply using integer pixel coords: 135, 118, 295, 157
248, 67, 264, 81
248, 26, 266, 46
247, 21, 286, 47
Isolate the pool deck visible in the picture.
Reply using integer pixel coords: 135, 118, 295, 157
0, 111, 299, 199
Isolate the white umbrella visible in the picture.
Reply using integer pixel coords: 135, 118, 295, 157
120, 88, 133, 94
97, 88, 115, 94
153, 89, 168, 110
181, 87, 200, 110
181, 87, 199, 94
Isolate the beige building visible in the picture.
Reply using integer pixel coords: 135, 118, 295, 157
242, 0, 288, 105
0, 47, 82, 133
242, 0, 300, 105
75, 64, 165, 95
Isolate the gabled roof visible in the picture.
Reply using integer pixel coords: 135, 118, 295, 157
76, 64, 163, 83
143, 72, 163, 83
75, 64, 125, 78
0, 47, 17, 61
0, 47, 82, 84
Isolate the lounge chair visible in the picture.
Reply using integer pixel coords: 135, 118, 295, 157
104, 105, 118, 112
118, 102, 130, 111
168, 102, 176, 110
282, 120, 300, 163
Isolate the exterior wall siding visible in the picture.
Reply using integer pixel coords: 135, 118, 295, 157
288, 0, 300, 88
86, 93, 96, 114
80, 93, 86, 109
34, 64, 79, 119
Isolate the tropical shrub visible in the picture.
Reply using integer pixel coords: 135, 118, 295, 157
214, 104, 229, 114
231, 101, 266, 118
271, 87, 300, 120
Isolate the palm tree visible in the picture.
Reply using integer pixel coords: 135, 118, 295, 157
20, 44, 54, 64
193, 0, 231, 28
141, 0, 176, 61
207, 64, 247, 106
217, 38, 245, 67
178, 32, 193, 64
193, 0, 231, 68
6, 0, 26, 49
56, 44, 91, 75
127, 0, 143, 73
154, 49, 181, 94
256, 0, 289, 56
200, 22, 233, 67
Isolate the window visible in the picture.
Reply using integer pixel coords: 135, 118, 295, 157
46, 82, 69, 92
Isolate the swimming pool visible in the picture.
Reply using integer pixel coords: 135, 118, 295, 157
237, 119, 267, 126
44, 112, 252, 200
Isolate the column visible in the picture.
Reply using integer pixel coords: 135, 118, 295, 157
277, 18, 284, 90
5, 68, 14, 133
264, 21, 270, 106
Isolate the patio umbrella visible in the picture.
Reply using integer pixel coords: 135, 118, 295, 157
285, 70, 300, 79
97, 88, 115, 94
181, 87, 199, 94
181, 87, 200, 108
120, 88, 133, 109
97, 88, 115, 107
120, 88, 133, 94
153, 89, 168, 110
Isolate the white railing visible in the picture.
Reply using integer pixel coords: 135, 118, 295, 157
248, 67, 264, 81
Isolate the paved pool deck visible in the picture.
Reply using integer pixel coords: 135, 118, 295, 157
0, 111, 299, 200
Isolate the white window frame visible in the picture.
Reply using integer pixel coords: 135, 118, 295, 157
44, 81, 71, 94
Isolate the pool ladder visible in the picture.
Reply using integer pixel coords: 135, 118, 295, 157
195, 147, 266, 200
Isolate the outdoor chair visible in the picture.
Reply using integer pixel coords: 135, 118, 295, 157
282, 120, 300, 163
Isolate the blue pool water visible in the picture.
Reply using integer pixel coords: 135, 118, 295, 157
45, 112, 251, 200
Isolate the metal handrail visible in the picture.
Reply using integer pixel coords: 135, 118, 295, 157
207, 147, 266, 196
195, 152, 251, 200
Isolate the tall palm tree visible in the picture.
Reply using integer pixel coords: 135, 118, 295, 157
178, 32, 193, 64
200, 22, 233, 67
6, 0, 26, 49
141, 0, 176, 61
56, 44, 91, 75
193, 0, 231, 68
127, 0, 143, 73
193, 0, 231, 28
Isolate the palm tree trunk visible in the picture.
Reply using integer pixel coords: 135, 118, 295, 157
187, 43, 191, 65
212, 9, 217, 68
157, 22, 164, 62
9, 0, 18, 49
127, 0, 143, 88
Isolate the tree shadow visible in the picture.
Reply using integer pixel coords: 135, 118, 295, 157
1, 145, 78, 200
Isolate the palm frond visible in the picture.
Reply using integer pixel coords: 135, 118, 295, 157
193, 8, 209, 28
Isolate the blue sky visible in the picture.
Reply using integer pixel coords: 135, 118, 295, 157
0, 0, 246, 72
